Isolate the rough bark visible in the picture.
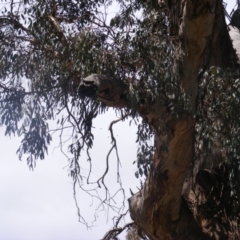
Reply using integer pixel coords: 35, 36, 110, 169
128, 1, 221, 239
128, 117, 197, 239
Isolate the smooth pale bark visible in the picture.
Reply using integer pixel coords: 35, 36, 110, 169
229, 25, 240, 62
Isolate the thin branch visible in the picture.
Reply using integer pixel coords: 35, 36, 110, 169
102, 222, 134, 240
48, 14, 68, 44
73, 176, 90, 227
0, 16, 32, 34
96, 114, 129, 195
114, 210, 129, 228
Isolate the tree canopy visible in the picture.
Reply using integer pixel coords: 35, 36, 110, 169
1, 0, 240, 239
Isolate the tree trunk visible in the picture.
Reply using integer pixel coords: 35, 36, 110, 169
128, 0, 239, 239
80, 0, 239, 239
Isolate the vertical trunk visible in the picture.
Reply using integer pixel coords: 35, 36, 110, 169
128, 0, 238, 239
129, 117, 198, 239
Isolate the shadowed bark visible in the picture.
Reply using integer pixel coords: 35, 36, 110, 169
128, 117, 197, 239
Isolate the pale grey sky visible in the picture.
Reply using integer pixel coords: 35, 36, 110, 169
0, 109, 141, 240
0, 1, 237, 240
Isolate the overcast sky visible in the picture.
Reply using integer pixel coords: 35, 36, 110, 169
0, 109, 142, 240
0, 1, 237, 240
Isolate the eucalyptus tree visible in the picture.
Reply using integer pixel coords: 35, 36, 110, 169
1, 0, 240, 239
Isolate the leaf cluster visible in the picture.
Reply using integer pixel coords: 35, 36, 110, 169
0, 0, 180, 171
195, 66, 240, 220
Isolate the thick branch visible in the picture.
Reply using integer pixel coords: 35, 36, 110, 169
78, 74, 127, 108
128, 116, 196, 239
79, 74, 167, 122
177, 0, 216, 104
48, 15, 68, 45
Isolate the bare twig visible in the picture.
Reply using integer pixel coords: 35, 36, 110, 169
102, 222, 134, 240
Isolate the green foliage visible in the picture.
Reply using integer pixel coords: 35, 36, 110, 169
195, 66, 240, 219
0, 0, 113, 168
197, 67, 240, 163
0, 0, 178, 171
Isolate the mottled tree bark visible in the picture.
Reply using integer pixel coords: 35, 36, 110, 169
128, 1, 233, 239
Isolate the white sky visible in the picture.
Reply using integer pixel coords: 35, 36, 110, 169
0, 109, 142, 240
0, 1, 237, 240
